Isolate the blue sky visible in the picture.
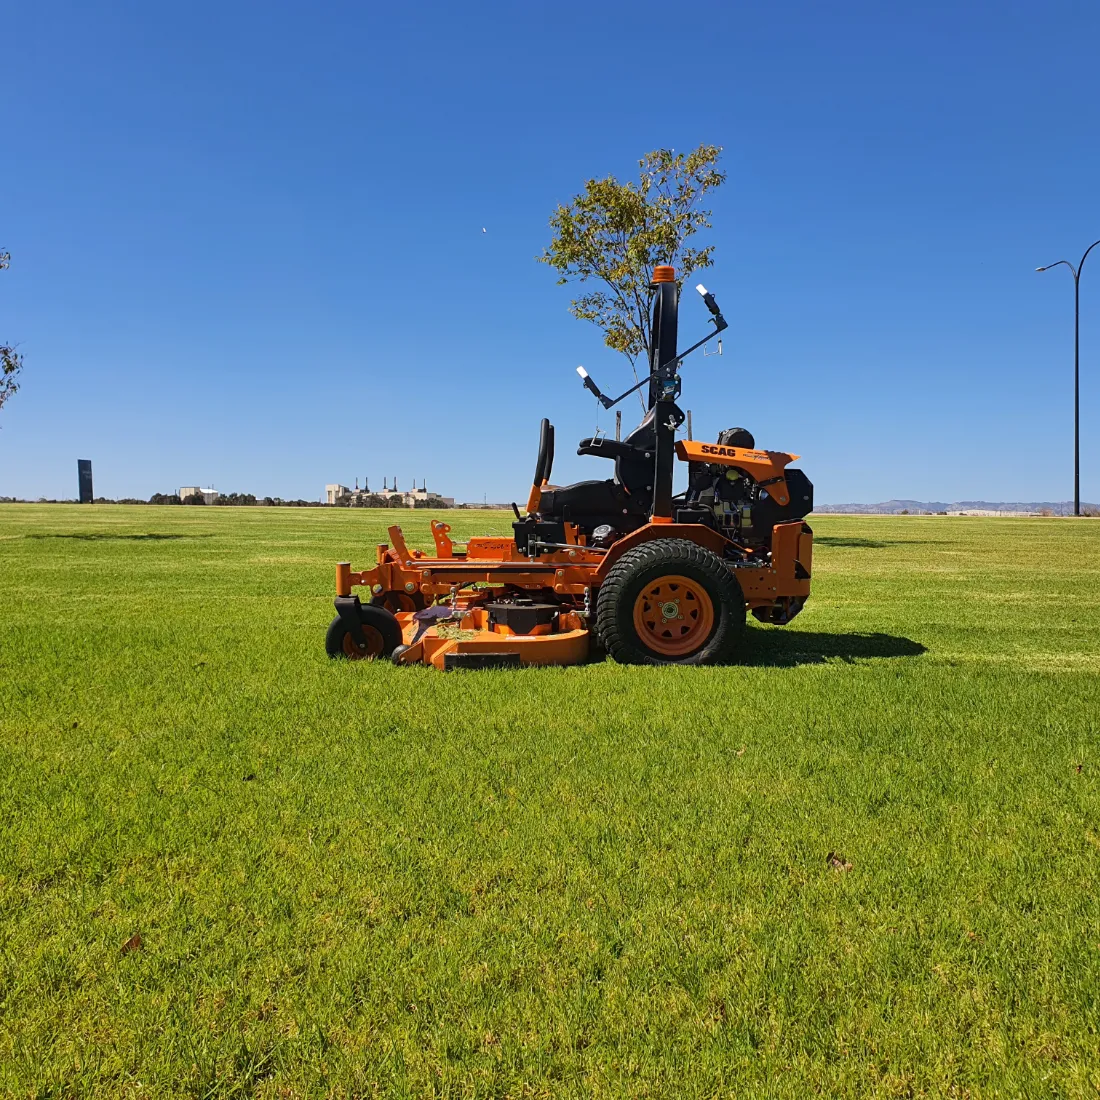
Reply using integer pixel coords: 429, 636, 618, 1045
2, 0, 1098, 504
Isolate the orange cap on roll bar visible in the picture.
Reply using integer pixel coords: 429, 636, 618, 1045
652, 265, 676, 283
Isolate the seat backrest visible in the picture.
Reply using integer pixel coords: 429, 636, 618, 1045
623, 409, 656, 448
616, 410, 656, 498
534, 419, 555, 485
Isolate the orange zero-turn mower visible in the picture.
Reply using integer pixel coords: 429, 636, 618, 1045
326, 267, 814, 669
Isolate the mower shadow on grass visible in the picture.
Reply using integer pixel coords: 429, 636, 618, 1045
26, 533, 214, 542
737, 629, 926, 667
813, 536, 947, 549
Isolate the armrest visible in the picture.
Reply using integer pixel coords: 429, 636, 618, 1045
577, 437, 645, 460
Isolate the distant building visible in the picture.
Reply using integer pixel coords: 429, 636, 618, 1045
179, 486, 220, 504
326, 477, 454, 508
77, 460, 94, 504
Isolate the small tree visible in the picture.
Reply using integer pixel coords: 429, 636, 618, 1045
539, 145, 726, 381
1, 249, 23, 417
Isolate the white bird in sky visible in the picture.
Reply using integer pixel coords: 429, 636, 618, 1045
482, 227, 487, 233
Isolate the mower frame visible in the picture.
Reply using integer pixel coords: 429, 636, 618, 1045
328, 266, 814, 668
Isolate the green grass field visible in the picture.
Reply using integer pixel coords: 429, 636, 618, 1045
1, 504, 1098, 1098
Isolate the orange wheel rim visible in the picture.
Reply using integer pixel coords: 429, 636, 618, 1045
632, 574, 715, 657
342, 624, 384, 660
382, 592, 417, 613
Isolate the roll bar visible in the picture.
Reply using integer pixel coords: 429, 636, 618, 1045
576, 283, 727, 412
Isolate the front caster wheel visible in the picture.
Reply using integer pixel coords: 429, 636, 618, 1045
325, 604, 403, 660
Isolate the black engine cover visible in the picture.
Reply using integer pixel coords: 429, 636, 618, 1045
752, 468, 814, 535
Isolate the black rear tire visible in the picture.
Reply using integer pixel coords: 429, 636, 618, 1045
325, 604, 403, 660
595, 538, 745, 666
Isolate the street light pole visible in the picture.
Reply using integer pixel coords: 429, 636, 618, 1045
1038, 238, 1100, 517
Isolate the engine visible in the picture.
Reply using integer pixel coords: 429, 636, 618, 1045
678, 427, 814, 546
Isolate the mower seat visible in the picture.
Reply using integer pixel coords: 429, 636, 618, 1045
537, 478, 635, 520
535, 410, 656, 528
575, 408, 656, 499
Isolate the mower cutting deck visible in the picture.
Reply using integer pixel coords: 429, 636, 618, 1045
326, 267, 814, 668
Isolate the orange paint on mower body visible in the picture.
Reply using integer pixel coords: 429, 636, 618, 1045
674, 440, 798, 507
326, 267, 815, 668
392, 609, 591, 671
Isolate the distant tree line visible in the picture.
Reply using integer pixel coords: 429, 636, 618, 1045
330, 494, 448, 509
151, 492, 260, 506
3, 493, 310, 506
2, 492, 457, 508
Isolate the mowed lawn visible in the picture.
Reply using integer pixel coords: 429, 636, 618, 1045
1, 505, 1098, 1099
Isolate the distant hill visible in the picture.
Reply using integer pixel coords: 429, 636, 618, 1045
815, 500, 1098, 515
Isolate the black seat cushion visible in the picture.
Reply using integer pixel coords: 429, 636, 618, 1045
538, 478, 650, 523
537, 410, 658, 524
539, 480, 627, 517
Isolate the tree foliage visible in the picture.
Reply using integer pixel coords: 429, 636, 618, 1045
539, 145, 726, 371
1, 249, 23, 416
